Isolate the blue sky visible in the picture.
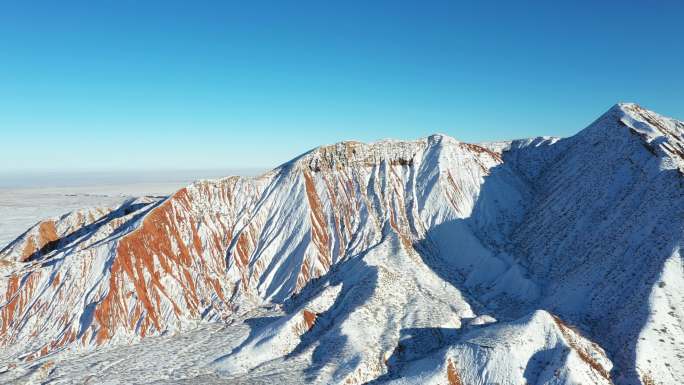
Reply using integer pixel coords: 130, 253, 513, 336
1, 0, 682, 172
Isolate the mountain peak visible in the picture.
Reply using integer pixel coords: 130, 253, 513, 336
426, 132, 457, 143
583, 102, 684, 172
290, 134, 468, 172
600, 102, 644, 121
604, 102, 678, 130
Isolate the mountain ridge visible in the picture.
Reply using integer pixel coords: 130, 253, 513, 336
0, 103, 682, 385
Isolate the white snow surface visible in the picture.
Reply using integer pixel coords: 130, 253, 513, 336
0, 103, 683, 385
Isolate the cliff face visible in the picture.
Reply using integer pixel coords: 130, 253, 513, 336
1, 104, 682, 385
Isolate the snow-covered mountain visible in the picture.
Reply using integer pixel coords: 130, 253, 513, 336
1, 103, 682, 385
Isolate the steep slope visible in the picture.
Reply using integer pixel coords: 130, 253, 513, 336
0, 103, 682, 385
518, 103, 684, 385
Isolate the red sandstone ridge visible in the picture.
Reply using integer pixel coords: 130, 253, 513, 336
446, 359, 463, 385
20, 221, 58, 262
0, 135, 502, 360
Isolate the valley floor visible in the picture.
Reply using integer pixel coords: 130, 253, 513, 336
0, 307, 315, 385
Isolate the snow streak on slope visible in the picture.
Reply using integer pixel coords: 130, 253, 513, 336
0, 103, 683, 385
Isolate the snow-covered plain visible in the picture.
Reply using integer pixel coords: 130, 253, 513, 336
0, 104, 683, 385
0, 170, 261, 248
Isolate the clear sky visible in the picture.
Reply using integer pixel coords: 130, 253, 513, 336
1, 0, 682, 172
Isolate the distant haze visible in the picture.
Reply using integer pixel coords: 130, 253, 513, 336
0, 169, 263, 190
